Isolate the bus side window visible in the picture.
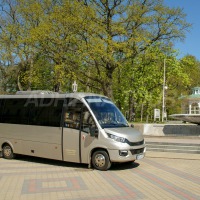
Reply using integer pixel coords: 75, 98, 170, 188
64, 111, 81, 129
81, 105, 97, 134
64, 98, 82, 129
1, 99, 29, 124
29, 98, 64, 127
64, 98, 98, 134
0, 99, 3, 123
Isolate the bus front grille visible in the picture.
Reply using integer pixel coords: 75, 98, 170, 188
130, 148, 144, 155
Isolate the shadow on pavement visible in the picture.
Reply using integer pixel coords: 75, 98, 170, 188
14, 155, 139, 171
110, 161, 140, 171
15, 155, 89, 169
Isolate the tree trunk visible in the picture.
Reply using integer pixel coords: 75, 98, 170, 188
128, 92, 134, 122
146, 114, 149, 123
116, 67, 122, 110
17, 75, 23, 91
104, 67, 114, 99
27, 56, 34, 91
141, 103, 144, 122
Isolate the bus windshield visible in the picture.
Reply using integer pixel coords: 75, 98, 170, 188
85, 96, 129, 128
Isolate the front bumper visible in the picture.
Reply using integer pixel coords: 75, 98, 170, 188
108, 147, 146, 162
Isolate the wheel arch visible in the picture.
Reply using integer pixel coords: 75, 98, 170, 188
1, 141, 14, 151
90, 147, 110, 158
89, 147, 110, 166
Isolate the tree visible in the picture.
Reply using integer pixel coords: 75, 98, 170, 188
113, 44, 190, 121
74, 0, 190, 99
0, 0, 192, 120
179, 55, 200, 92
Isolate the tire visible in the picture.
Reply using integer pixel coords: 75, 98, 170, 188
92, 150, 111, 171
2, 144, 15, 159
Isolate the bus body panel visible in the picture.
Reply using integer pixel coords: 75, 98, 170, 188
80, 131, 97, 164
63, 128, 80, 163
62, 128, 98, 164
104, 127, 144, 142
0, 124, 62, 160
94, 128, 146, 162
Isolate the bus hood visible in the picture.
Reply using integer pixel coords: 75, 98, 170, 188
104, 127, 144, 142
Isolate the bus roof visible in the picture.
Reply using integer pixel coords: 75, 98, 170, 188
0, 92, 106, 100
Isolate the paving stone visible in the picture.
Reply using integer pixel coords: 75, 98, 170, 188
0, 152, 199, 200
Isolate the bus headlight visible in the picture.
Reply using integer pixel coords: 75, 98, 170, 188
107, 133, 126, 143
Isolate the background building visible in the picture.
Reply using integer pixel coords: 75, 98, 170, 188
181, 87, 200, 114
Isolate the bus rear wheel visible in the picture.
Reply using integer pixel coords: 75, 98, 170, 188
92, 150, 111, 171
2, 144, 15, 159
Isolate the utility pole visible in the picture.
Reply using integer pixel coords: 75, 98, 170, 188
162, 59, 167, 122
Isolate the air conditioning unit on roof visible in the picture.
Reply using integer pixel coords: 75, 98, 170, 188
16, 90, 58, 95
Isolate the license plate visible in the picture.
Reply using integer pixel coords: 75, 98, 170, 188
136, 154, 144, 160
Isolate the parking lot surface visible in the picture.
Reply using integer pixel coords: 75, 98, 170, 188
0, 152, 200, 200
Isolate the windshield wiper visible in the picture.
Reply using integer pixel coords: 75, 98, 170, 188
118, 123, 129, 127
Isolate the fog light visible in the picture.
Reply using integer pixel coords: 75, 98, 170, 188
119, 150, 128, 156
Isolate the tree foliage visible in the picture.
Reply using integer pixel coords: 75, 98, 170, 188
0, 0, 198, 122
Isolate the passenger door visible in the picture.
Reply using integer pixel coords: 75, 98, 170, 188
62, 98, 98, 164
62, 98, 82, 163
80, 104, 97, 164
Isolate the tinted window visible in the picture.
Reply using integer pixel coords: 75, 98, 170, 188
29, 98, 64, 127
1, 98, 64, 127
81, 104, 97, 133
64, 98, 82, 130
0, 99, 4, 122
64, 98, 97, 133
1, 99, 29, 124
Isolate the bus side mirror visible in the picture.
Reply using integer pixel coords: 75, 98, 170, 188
90, 126, 98, 137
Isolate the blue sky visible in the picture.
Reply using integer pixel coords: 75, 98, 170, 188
164, 0, 200, 60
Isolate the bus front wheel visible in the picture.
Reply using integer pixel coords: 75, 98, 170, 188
92, 150, 111, 171
2, 144, 15, 159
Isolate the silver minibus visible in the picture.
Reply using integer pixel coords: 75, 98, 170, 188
0, 91, 145, 170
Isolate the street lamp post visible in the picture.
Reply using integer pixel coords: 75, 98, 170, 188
162, 59, 167, 122
72, 81, 78, 92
